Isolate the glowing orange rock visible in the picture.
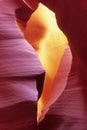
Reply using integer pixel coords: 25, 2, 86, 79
17, 3, 71, 123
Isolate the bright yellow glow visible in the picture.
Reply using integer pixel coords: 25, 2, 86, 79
17, 3, 69, 122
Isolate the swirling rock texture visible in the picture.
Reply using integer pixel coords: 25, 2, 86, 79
0, 0, 87, 130
0, 0, 45, 130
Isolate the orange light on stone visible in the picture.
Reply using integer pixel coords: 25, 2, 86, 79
16, 3, 70, 123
